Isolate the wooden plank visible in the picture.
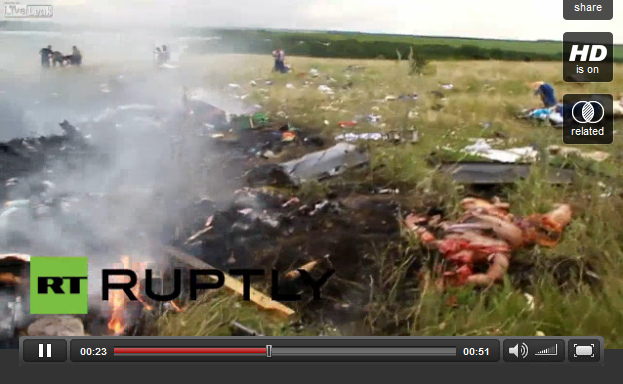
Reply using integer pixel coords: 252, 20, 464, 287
160, 245, 296, 318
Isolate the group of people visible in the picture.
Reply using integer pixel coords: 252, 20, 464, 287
272, 48, 289, 73
39, 45, 82, 68
155, 45, 170, 67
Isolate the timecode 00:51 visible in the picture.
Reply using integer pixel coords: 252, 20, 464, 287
462, 347, 490, 356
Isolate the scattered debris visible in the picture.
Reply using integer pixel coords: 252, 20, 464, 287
399, 93, 418, 101
524, 293, 535, 311
462, 139, 539, 163
161, 245, 296, 318
440, 84, 454, 90
318, 85, 334, 94
278, 142, 369, 184
548, 145, 610, 162
282, 255, 335, 294
366, 114, 382, 124
523, 107, 554, 121
338, 121, 357, 128
230, 321, 264, 336
230, 112, 270, 130
439, 162, 576, 185
335, 130, 418, 143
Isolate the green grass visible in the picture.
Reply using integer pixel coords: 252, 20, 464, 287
155, 54, 623, 347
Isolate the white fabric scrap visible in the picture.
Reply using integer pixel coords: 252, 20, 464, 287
462, 139, 538, 163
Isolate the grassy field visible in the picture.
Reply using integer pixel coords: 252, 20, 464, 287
156, 55, 623, 346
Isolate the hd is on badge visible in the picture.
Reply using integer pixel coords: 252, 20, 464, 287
563, 32, 613, 82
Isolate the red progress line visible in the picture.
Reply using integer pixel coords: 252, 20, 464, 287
114, 347, 267, 354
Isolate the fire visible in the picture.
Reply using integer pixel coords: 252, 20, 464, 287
170, 301, 184, 312
107, 255, 184, 335
107, 256, 132, 335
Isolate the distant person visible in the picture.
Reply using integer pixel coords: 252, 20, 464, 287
51, 51, 65, 67
162, 45, 170, 63
531, 81, 557, 108
272, 48, 287, 73
155, 47, 164, 66
70, 46, 82, 66
39, 45, 52, 68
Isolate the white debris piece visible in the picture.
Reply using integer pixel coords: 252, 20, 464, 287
366, 114, 382, 123
335, 133, 384, 142
462, 139, 539, 163
318, 85, 334, 94
524, 293, 535, 311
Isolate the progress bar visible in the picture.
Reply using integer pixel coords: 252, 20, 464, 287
271, 347, 456, 356
25, 336, 508, 363
113, 346, 456, 357
115, 347, 267, 355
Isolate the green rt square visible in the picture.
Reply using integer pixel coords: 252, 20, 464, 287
30, 257, 88, 314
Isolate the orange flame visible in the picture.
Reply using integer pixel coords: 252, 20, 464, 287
107, 255, 182, 335
107, 256, 131, 335
170, 301, 184, 313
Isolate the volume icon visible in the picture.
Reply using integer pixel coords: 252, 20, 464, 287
509, 343, 529, 359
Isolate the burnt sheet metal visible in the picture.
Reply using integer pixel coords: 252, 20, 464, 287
279, 142, 369, 184
439, 162, 575, 185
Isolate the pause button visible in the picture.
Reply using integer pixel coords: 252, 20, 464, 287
22, 339, 67, 362
38, 343, 52, 358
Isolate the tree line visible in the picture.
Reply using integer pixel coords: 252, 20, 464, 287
187, 30, 569, 62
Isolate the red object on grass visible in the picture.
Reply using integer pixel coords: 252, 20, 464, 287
337, 121, 357, 127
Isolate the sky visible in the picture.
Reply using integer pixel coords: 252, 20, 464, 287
6, 0, 623, 43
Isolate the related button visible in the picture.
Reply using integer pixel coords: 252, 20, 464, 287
563, 0, 613, 20
568, 339, 601, 362
563, 32, 613, 83
23, 339, 67, 362
562, 94, 613, 144
503, 339, 565, 362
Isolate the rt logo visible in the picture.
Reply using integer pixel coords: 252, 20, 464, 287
30, 257, 88, 314
568, 44, 608, 62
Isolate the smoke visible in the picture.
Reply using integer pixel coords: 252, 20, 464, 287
0, 26, 253, 310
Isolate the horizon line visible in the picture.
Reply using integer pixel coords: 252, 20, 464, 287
1, 21, 621, 45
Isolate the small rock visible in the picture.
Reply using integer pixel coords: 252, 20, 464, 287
27, 316, 85, 336
524, 293, 535, 311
